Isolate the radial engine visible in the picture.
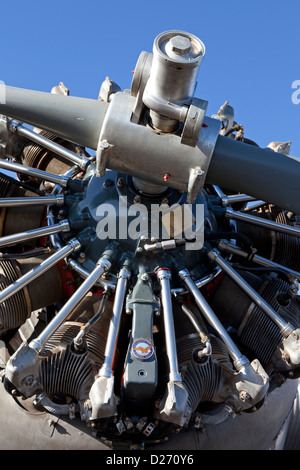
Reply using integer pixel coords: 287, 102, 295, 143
0, 30, 300, 450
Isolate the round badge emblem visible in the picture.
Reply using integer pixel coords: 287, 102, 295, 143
132, 339, 154, 360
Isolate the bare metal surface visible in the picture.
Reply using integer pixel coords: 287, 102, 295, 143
0, 382, 108, 450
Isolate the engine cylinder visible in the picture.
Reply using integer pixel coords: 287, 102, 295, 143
0, 252, 64, 335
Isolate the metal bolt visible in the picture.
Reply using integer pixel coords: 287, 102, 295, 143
239, 390, 251, 403
137, 246, 143, 253
169, 35, 192, 56
134, 195, 141, 204
141, 273, 149, 281
117, 177, 125, 187
282, 351, 290, 363
103, 178, 114, 189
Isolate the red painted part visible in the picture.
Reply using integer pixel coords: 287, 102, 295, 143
155, 267, 170, 273
204, 271, 225, 301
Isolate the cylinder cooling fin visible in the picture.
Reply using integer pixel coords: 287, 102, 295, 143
0, 30, 300, 451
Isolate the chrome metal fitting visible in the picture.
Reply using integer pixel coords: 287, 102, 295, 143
156, 267, 172, 281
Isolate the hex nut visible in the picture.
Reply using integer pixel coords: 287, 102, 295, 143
169, 35, 192, 56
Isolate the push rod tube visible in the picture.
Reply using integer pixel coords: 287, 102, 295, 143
0, 219, 70, 248
30, 255, 112, 352
10, 120, 90, 170
0, 238, 81, 305
99, 266, 131, 378
178, 267, 248, 371
0, 194, 65, 208
156, 267, 182, 382
68, 258, 116, 291
171, 266, 222, 295
207, 248, 293, 337
225, 207, 300, 238
221, 194, 256, 206
217, 239, 300, 282
0, 159, 70, 188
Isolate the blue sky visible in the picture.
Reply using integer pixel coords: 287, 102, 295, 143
1, 0, 300, 156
